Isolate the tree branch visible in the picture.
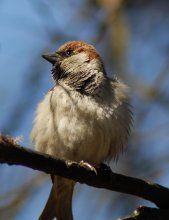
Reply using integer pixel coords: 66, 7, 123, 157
0, 134, 169, 210
120, 206, 169, 220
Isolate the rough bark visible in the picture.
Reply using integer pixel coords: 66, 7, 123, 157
1, 134, 169, 211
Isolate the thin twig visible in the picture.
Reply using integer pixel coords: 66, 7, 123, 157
120, 206, 169, 220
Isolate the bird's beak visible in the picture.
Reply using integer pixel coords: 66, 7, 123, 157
42, 52, 61, 65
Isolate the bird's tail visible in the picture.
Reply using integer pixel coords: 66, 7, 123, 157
38, 176, 75, 220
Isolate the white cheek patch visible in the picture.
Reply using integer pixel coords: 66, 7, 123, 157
60, 53, 89, 73
60, 53, 102, 75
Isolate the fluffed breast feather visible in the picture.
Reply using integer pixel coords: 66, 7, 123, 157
31, 79, 132, 164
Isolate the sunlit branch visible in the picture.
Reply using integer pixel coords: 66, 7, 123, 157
0, 134, 169, 211
120, 206, 169, 220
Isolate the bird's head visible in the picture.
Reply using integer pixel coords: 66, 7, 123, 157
42, 41, 106, 95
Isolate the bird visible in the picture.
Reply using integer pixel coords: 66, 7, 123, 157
30, 41, 133, 220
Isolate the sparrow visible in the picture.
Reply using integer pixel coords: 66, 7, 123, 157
31, 41, 132, 220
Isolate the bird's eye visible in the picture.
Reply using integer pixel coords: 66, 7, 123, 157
65, 49, 72, 56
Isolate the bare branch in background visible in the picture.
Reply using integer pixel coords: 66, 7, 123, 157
0, 173, 46, 220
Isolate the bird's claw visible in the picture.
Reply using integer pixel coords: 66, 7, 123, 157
79, 160, 97, 174
66, 160, 77, 167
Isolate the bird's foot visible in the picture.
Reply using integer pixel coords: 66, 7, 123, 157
66, 160, 77, 167
79, 160, 97, 175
